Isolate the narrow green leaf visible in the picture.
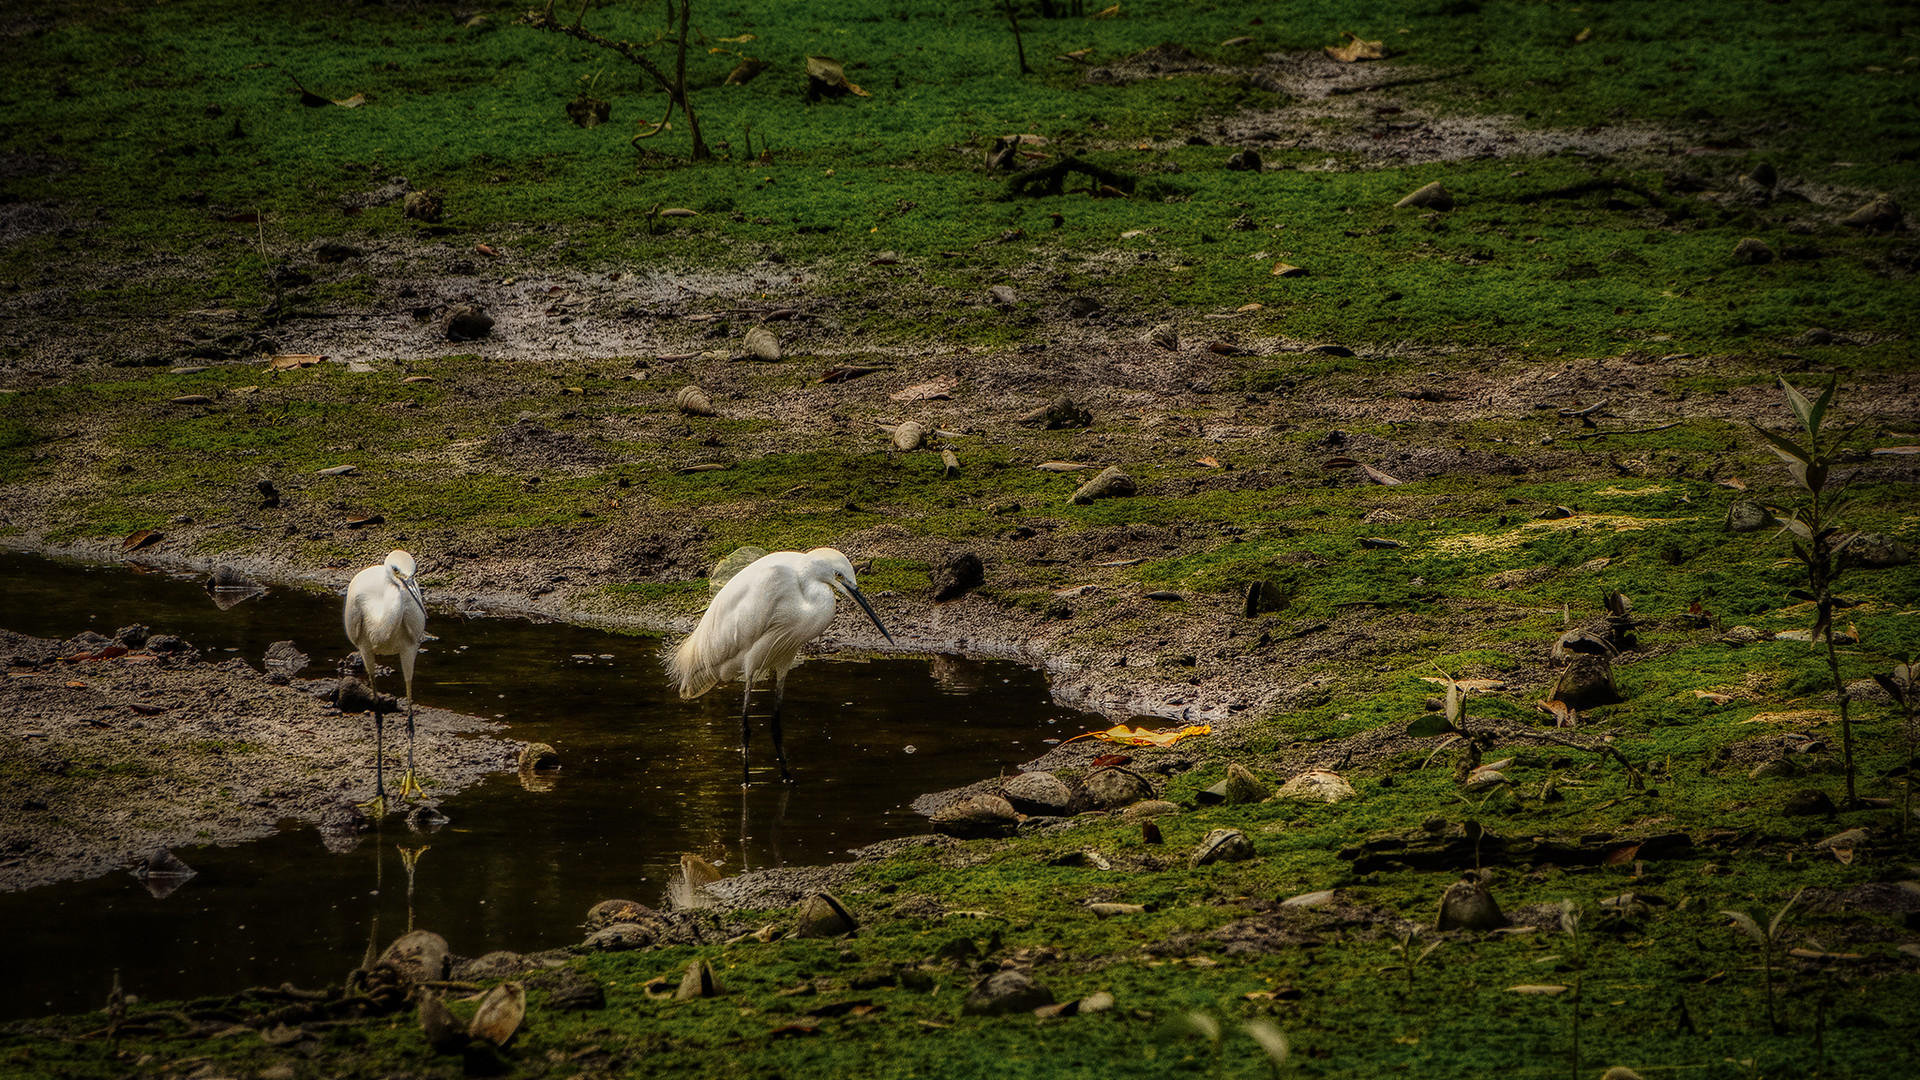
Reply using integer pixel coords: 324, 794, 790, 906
1406, 714, 1457, 738
1808, 374, 1839, 435
1779, 377, 1816, 434
1722, 909, 1765, 944
1768, 886, 1806, 940
1750, 423, 1812, 467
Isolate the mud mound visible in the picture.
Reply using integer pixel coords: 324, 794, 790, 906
489, 420, 606, 468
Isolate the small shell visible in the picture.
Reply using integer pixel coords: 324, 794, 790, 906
674, 385, 717, 416
743, 325, 781, 361
891, 420, 927, 451
1190, 828, 1255, 868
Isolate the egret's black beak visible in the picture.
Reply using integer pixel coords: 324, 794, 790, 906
845, 584, 895, 644
403, 574, 427, 617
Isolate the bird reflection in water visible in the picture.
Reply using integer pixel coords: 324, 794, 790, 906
930, 652, 988, 694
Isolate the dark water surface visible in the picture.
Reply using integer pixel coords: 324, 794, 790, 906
0, 553, 1095, 1020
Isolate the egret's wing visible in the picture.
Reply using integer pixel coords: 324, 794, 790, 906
709, 546, 769, 596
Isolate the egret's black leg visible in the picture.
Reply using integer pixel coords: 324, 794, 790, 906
770, 672, 792, 782
373, 700, 387, 803
739, 671, 756, 788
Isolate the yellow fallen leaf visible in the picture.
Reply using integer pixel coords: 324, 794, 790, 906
1092, 4, 1120, 18
1196, 456, 1221, 468
1072, 724, 1211, 748
1236, 302, 1264, 312
1325, 31, 1386, 63
267, 354, 325, 369
717, 33, 757, 43
1573, 27, 1593, 44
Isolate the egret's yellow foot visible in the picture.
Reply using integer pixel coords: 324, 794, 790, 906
398, 771, 424, 800
357, 794, 388, 818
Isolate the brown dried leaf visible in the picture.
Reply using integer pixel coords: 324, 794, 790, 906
267, 354, 325, 369
1325, 32, 1386, 63
1093, 3, 1121, 17
1506, 984, 1568, 995
170, 395, 214, 406
121, 529, 163, 552
1196, 456, 1221, 468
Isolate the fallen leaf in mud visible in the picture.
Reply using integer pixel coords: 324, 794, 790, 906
717, 33, 757, 43
1222, 36, 1254, 46
66, 680, 87, 689
1196, 456, 1221, 468
677, 463, 728, 473
169, 395, 214, 406
890, 375, 958, 402
1090, 754, 1132, 768
1717, 477, 1747, 489
1573, 27, 1593, 44
1325, 31, 1386, 63
267, 354, 324, 369
1092, 4, 1120, 18
476, 243, 500, 257
1603, 843, 1642, 865
317, 464, 356, 476
806, 55, 870, 97
1506, 985, 1568, 995
1872, 446, 1920, 456
121, 529, 163, 551
1036, 461, 1096, 472
333, 93, 366, 108
1070, 724, 1210, 748
344, 514, 384, 528
402, 376, 435, 384
659, 208, 700, 218
1360, 463, 1402, 485
1271, 262, 1307, 277
1208, 341, 1249, 354
1692, 690, 1739, 704
129, 702, 167, 716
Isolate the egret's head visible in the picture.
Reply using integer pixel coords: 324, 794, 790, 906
385, 549, 418, 582
810, 547, 859, 595
810, 547, 894, 644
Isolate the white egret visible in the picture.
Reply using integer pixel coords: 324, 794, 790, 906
669, 548, 895, 786
344, 549, 428, 807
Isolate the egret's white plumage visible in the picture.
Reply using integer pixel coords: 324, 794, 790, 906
669, 547, 893, 785
344, 549, 428, 804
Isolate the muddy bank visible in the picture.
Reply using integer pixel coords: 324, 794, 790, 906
0, 626, 523, 893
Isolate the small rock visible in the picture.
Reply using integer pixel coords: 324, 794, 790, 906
418, 993, 466, 1052
988, 284, 1018, 307
1732, 237, 1773, 264
1280, 889, 1338, 907
1223, 763, 1270, 805
1718, 625, 1768, 645
1068, 466, 1136, 505
1145, 323, 1179, 350
403, 190, 443, 222
1783, 789, 1835, 816
795, 891, 859, 938
1840, 195, 1903, 230
1274, 769, 1357, 803
1746, 162, 1778, 189
441, 303, 492, 341
931, 548, 984, 601
263, 640, 308, 676
1190, 828, 1255, 867
1436, 876, 1509, 931
1002, 771, 1073, 816
586, 899, 656, 930
1797, 327, 1837, 346
378, 930, 451, 983
743, 324, 781, 361
930, 794, 1020, 839
1842, 533, 1912, 569
1725, 500, 1775, 533
1081, 767, 1153, 810
1121, 799, 1181, 819
582, 922, 656, 951
1087, 902, 1145, 918
1064, 296, 1102, 318
1553, 654, 1623, 710
963, 970, 1054, 1016
1018, 394, 1093, 430
1226, 149, 1262, 171
1395, 181, 1454, 211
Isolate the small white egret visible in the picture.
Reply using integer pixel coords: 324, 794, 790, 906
344, 549, 428, 807
669, 548, 894, 786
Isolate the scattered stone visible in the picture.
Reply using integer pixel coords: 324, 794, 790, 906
1018, 394, 1093, 430
582, 922, 656, 951
1274, 769, 1357, 803
1553, 654, 1623, 710
1746, 162, 1778, 189
418, 993, 466, 1052
1121, 799, 1181, 819
1485, 567, 1554, 590
1190, 828, 1256, 867
1145, 322, 1179, 350
1842, 533, 1912, 569
1088, 902, 1145, 918
586, 899, 656, 930
468, 981, 526, 1044
931, 548, 985, 601
988, 284, 1018, 307
1718, 625, 1768, 646
1784, 789, 1836, 816
674, 385, 717, 416
963, 970, 1054, 1016
1395, 181, 1454, 211
1840, 195, 1902, 230
1226, 149, 1262, 171
262, 640, 308, 676
1223, 763, 1270, 805
378, 930, 451, 983
1732, 237, 1773, 264
1081, 767, 1153, 810
1281, 889, 1338, 908
1002, 771, 1073, 816
674, 959, 723, 1000
1436, 875, 1509, 931
743, 324, 782, 361
441, 304, 492, 341
1064, 296, 1102, 318
403, 190, 443, 223
930, 793, 1020, 839
795, 891, 859, 938
1068, 466, 1136, 505
1725, 500, 1775, 533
